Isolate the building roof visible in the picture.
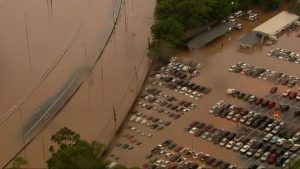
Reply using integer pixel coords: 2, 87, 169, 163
185, 22, 233, 50
253, 11, 299, 36
239, 31, 262, 47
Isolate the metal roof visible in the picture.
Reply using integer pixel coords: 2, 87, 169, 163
253, 11, 299, 36
239, 31, 262, 47
185, 22, 233, 50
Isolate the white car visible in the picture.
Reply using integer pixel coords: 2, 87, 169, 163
182, 65, 190, 71
135, 117, 142, 123
296, 95, 300, 101
240, 145, 250, 153
234, 11, 244, 17
228, 65, 237, 72
226, 111, 235, 120
282, 89, 291, 97
209, 106, 217, 113
165, 152, 173, 158
169, 57, 177, 62
216, 100, 225, 107
292, 131, 300, 142
233, 142, 243, 151
141, 119, 148, 125
263, 133, 273, 142
260, 152, 270, 162
272, 126, 282, 134
290, 144, 300, 152
130, 115, 137, 121
179, 87, 188, 94
226, 88, 236, 95
147, 134, 153, 137
276, 138, 286, 146
189, 127, 198, 134
283, 151, 292, 159
226, 141, 235, 149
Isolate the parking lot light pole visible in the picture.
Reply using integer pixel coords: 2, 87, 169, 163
113, 105, 117, 133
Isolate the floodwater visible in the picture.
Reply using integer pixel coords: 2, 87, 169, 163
0, 0, 155, 168
107, 8, 300, 168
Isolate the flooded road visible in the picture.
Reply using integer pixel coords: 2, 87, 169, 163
107, 8, 300, 168
0, 0, 155, 167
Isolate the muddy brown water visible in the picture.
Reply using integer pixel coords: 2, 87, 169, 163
0, 0, 155, 168
107, 8, 300, 168
1, 1, 299, 168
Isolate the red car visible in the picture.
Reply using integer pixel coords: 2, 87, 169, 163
127, 134, 134, 140
268, 101, 276, 109
289, 92, 297, 99
190, 121, 199, 127
174, 145, 183, 152
142, 163, 148, 168
234, 107, 243, 113
147, 116, 153, 120
255, 98, 263, 105
267, 153, 278, 165
270, 86, 278, 94
168, 164, 178, 169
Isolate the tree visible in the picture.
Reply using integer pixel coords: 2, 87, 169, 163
288, 0, 300, 15
47, 127, 107, 169
151, 18, 184, 45
11, 157, 28, 169
155, 0, 174, 20
251, 0, 282, 10
207, 0, 232, 20
147, 40, 177, 64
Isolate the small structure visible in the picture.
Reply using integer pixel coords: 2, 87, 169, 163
185, 22, 234, 50
240, 31, 263, 48
240, 11, 299, 48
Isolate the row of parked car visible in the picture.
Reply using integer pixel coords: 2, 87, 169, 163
150, 72, 211, 100
130, 111, 172, 131
146, 140, 238, 169
115, 134, 144, 150
267, 48, 300, 64
209, 100, 300, 146
228, 62, 300, 87
209, 100, 289, 136
227, 88, 300, 117
150, 58, 211, 101
233, 10, 258, 22
152, 58, 204, 81
141, 87, 197, 113
126, 125, 154, 138
184, 121, 299, 168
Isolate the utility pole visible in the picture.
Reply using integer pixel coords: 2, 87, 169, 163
24, 14, 33, 71
124, 0, 128, 31
134, 66, 139, 96
84, 44, 91, 111
113, 106, 117, 133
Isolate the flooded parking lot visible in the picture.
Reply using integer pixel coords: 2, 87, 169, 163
107, 8, 300, 169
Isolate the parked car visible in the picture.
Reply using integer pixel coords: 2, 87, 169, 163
270, 86, 278, 94
282, 89, 291, 97
260, 152, 270, 162
267, 153, 278, 165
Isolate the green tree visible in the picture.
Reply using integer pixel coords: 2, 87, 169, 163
207, 0, 232, 20
47, 127, 107, 169
10, 157, 28, 169
288, 0, 300, 15
155, 0, 174, 20
151, 18, 184, 45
